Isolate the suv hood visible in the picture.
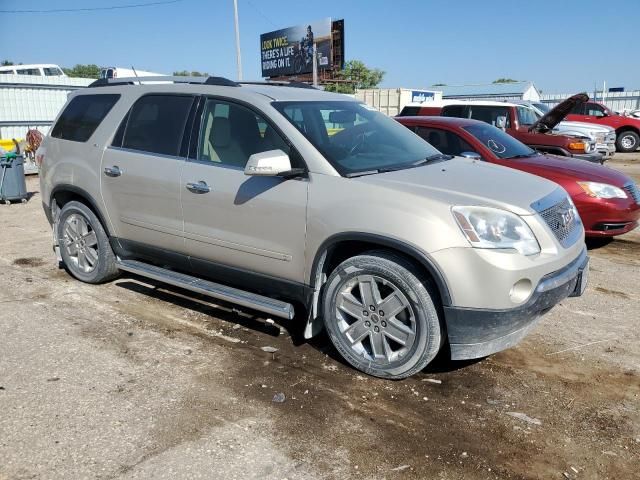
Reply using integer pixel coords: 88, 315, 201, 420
556, 121, 614, 133
530, 93, 589, 133
510, 153, 631, 185
355, 157, 558, 216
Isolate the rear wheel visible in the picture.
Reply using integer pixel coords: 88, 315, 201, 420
57, 201, 119, 284
616, 130, 639, 153
322, 251, 442, 379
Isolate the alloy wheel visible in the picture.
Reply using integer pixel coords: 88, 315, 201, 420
62, 213, 99, 274
335, 274, 416, 364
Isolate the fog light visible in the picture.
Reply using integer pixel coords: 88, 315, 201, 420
510, 279, 533, 304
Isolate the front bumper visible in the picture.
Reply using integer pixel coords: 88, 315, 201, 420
578, 195, 640, 237
595, 142, 616, 159
572, 152, 605, 164
444, 247, 589, 360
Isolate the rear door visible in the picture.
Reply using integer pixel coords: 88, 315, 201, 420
180, 97, 308, 284
100, 93, 195, 255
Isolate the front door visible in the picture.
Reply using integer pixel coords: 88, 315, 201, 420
100, 93, 195, 254
180, 98, 308, 284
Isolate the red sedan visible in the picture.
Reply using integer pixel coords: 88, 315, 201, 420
396, 116, 640, 237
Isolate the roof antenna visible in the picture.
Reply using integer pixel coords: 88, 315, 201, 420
131, 65, 140, 84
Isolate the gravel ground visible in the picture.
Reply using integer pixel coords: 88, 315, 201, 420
1, 154, 639, 480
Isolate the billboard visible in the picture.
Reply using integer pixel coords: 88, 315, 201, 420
411, 90, 436, 103
260, 18, 333, 78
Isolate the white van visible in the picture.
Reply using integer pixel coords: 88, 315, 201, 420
0, 64, 66, 76
99, 67, 165, 79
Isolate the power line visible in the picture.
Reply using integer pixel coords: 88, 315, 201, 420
0, 0, 183, 14
245, 0, 277, 28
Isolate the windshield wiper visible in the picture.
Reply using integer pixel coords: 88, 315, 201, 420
345, 169, 380, 178
508, 153, 537, 159
346, 154, 453, 177
377, 154, 453, 173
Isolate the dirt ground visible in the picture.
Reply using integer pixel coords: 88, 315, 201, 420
1, 154, 639, 480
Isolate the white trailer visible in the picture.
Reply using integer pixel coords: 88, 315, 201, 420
355, 88, 443, 116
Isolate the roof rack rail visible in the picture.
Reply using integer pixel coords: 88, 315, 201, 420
89, 76, 239, 88
239, 81, 317, 90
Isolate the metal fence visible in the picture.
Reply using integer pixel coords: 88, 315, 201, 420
0, 74, 93, 140
541, 90, 640, 112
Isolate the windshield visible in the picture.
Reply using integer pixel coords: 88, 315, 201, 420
463, 123, 536, 159
273, 101, 439, 176
533, 102, 550, 113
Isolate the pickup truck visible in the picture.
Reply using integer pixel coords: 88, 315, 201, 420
566, 100, 640, 152
515, 101, 616, 160
437, 95, 603, 163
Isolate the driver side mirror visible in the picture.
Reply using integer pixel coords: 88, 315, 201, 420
244, 149, 304, 178
495, 116, 507, 130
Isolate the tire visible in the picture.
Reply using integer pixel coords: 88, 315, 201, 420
57, 200, 119, 284
322, 250, 442, 379
616, 130, 639, 153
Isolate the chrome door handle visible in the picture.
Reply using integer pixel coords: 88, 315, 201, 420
186, 181, 211, 194
104, 166, 122, 177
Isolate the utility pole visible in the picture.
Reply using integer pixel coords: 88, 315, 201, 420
312, 43, 318, 87
233, 0, 243, 80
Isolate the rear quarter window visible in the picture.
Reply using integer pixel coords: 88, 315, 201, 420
51, 94, 120, 142
399, 106, 421, 116
440, 105, 465, 118
121, 94, 194, 157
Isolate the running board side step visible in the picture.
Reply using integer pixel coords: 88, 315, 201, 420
116, 259, 295, 320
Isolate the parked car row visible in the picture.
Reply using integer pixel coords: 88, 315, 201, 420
395, 116, 640, 237
38, 77, 636, 379
400, 94, 609, 162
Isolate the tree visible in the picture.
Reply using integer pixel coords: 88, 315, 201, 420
324, 60, 385, 94
173, 70, 209, 77
62, 64, 101, 79
2, 60, 15, 66
492, 78, 518, 84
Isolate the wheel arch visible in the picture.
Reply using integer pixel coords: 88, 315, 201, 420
303, 232, 452, 339
50, 184, 112, 237
615, 125, 640, 136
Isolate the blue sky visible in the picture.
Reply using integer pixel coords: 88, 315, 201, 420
1, 0, 638, 93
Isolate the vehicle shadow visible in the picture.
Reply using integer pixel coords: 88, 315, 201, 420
114, 274, 485, 378
114, 277, 286, 338
585, 237, 614, 250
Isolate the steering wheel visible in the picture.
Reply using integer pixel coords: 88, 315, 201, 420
348, 131, 366, 156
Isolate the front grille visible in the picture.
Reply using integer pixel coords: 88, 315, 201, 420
538, 197, 580, 247
623, 183, 640, 204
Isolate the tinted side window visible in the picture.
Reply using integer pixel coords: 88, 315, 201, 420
122, 95, 194, 156
415, 127, 475, 156
441, 105, 465, 118
17, 68, 40, 75
197, 99, 290, 168
399, 106, 421, 116
51, 94, 120, 142
468, 106, 511, 128
570, 103, 585, 115
586, 103, 606, 116
516, 106, 539, 126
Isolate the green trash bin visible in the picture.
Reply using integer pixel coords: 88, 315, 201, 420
0, 153, 28, 204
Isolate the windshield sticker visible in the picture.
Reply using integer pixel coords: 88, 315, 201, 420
487, 139, 506, 153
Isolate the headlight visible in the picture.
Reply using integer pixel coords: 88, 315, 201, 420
577, 181, 627, 199
452, 206, 540, 256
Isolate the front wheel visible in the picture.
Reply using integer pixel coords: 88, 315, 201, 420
322, 251, 442, 379
616, 130, 639, 153
57, 201, 119, 284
